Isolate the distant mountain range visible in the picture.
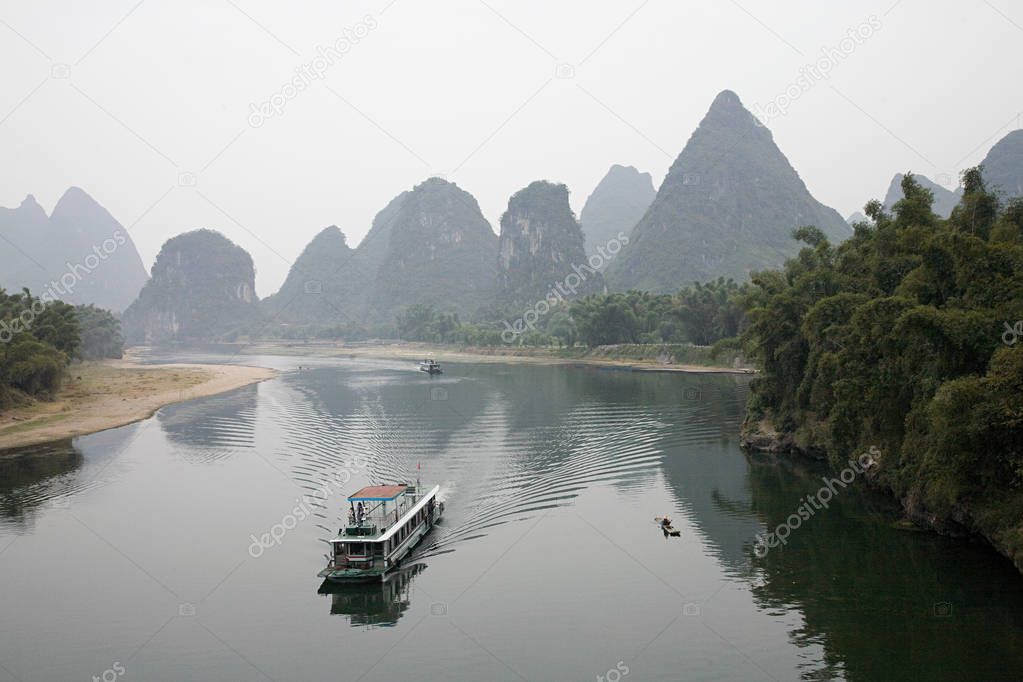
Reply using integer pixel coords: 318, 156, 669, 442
104, 108, 1023, 343
605, 90, 851, 293
0, 188, 148, 311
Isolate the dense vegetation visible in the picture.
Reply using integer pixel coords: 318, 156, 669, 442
75, 305, 125, 359
570, 280, 746, 346
0, 289, 79, 407
738, 170, 1023, 563
384, 279, 746, 351
0, 290, 126, 409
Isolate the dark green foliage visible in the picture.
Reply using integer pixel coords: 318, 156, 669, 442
570, 281, 746, 347
739, 169, 1023, 515
395, 304, 461, 343
0, 288, 84, 406
75, 305, 124, 359
571, 293, 643, 345
884, 172, 962, 219
672, 278, 747, 345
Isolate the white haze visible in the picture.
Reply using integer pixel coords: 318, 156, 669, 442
1, 0, 1021, 295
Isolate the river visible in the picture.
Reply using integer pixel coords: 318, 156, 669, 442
1, 353, 1021, 681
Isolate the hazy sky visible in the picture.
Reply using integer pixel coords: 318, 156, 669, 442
2, 0, 1021, 295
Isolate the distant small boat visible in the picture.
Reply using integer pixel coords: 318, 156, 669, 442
418, 359, 442, 374
319, 483, 444, 582
655, 516, 680, 537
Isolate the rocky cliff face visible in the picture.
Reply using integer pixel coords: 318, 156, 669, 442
606, 90, 850, 293
368, 178, 498, 319
498, 180, 604, 304
580, 165, 654, 266
979, 129, 1023, 200
883, 173, 961, 218
122, 229, 257, 343
0, 187, 148, 311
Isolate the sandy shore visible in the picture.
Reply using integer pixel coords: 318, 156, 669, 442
0, 359, 276, 452
242, 341, 753, 374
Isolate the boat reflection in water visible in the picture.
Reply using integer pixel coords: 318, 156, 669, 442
318, 563, 426, 627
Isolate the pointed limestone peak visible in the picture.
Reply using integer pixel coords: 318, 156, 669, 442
701, 89, 761, 131
309, 224, 351, 250
16, 194, 47, 221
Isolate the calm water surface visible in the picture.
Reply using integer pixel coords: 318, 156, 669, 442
1, 353, 1021, 681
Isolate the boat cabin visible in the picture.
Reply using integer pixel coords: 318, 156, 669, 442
322, 483, 442, 581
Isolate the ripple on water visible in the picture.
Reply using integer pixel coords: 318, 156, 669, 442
229, 366, 747, 562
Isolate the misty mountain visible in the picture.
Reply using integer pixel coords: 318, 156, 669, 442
122, 229, 257, 343
0, 188, 148, 311
846, 211, 867, 226
979, 129, 1023, 200
368, 178, 498, 320
498, 180, 603, 304
260, 225, 362, 325
354, 190, 410, 276
579, 164, 655, 266
605, 90, 850, 293
883, 173, 961, 218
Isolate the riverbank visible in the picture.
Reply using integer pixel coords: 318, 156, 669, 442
240, 341, 754, 374
0, 358, 277, 452
740, 418, 1023, 575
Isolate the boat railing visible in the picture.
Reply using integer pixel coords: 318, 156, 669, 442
344, 492, 421, 537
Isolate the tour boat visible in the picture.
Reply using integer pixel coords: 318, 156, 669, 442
319, 483, 444, 583
418, 359, 442, 374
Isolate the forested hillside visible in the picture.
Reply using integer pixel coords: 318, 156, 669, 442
739, 169, 1023, 570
